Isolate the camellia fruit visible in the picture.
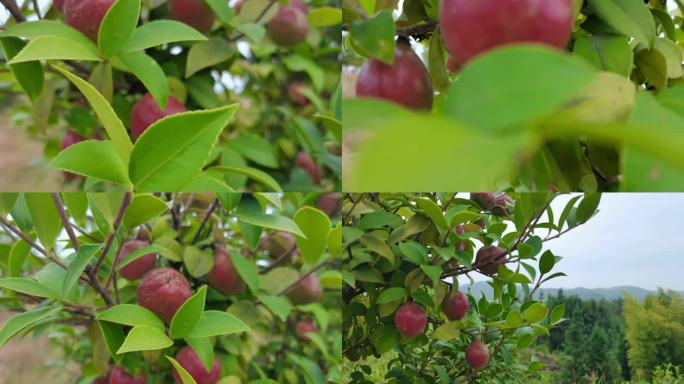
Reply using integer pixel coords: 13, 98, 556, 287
93, 374, 109, 384
61, 130, 88, 181
63, 0, 116, 41
109, 365, 145, 384
54, 0, 65, 12
492, 193, 514, 217
137, 268, 192, 323
442, 291, 469, 321
356, 40, 433, 110
465, 341, 490, 370
470, 193, 497, 211
447, 55, 460, 74
440, 0, 574, 67
261, 231, 296, 259
288, 82, 310, 106
475, 246, 507, 276
130, 93, 187, 139
207, 247, 245, 295
116, 240, 157, 280
316, 193, 342, 218
295, 151, 322, 185
295, 320, 319, 342
454, 224, 467, 252
395, 302, 427, 337
173, 346, 221, 384
266, 0, 310, 47
287, 274, 322, 305
168, 0, 216, 32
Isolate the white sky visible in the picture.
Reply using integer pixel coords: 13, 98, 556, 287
463, 193, 684, 291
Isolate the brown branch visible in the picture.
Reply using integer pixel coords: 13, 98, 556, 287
260, 244, 298, 274
0, 0, 26, 22
276, 261, 328, 296
30, 0, 40, 19
0, 215, 68, 268
191, 199, 219, 244
52, 193, 80, 251
92, 193, 131, 277
396, 20, 438, 41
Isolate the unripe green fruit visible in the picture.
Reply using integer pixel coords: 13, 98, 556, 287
441, 291, 469, 321
207, 247, 245, 295
465, 341, 490, 370
394, 302, 427, 337
440, 0, 573, 67
63, 0, 116, 41
137, 268, 192, 323
117, 240, 157, 280
356, 41, 433, 110
475, 246, 507, 276
173, 346, 220, 384
287, 274, 322, 305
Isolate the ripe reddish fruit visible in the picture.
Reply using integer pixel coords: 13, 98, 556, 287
109, 365, 145, 384
54, 0, 65, 12
173, 346, 221, 384
470, 193, 497, 211
395, 302, 427, 337
454, 224, 467, 252
266, 1, 310, 47
117, 240, 157, 280
446, 55, 460, 74
168, 0, 216, 32
207, 247, 245, 295
261, 231, 296, 259
356, 41, 433, 110
466, 341, 490, 370
130, 93, 187, 139
440, 0, 574, 67
316, 193, 342, 218
288, 82, 310, 106
492, 193, 514, 217
61, 130, 88, 181
295, 151, 322, 185
137, 268, 192, 324
475, 246, 507, 276
63, 0, 116, 41
93, 374, 109, 384
442, 291, 469, 321
295, 320, 319, 342
286, 274, 322, 305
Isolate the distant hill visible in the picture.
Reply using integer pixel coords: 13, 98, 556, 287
460, 281, 684, 301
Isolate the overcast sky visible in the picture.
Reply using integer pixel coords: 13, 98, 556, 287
463, 193, 684, 291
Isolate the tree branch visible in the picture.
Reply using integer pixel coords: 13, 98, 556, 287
191, 199, 219, 244
52, 193, 80, 251
93, 193, 131, 280
396, 20, 438, 41
0, 0, 26, 22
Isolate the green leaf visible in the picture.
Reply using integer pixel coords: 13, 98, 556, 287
576, 193, 601, 223
186, 310, 250, 338
398, 241, 428, 265
413, 197, 447, 229
51, 140, 130, 184
0, 20, 97, 51
0, 305, 62, 348
348, 10, 395, 64
227, 133, 279, 168
98, 321, 125, 363
293, 207, 332, 265
550, 303, 565, 325
97, 304, 165, 330
9, 239, 31, 277
116, 245, 163, 271
0, 194, 18, 216
234, 211, 304, 237
0, 278, 58, 299
129, 105, 238, 191
228, 250, 259, 292
117, 325, 174, 354
62, 193, 88, 226
282, 54, 324, 91
573, 35, 633, 76
376, 287, 406, 304
122, 20, 208, 52
432, 321, 461, 340
446, 45, 595, 132
358, 234, 394, 264
0, 37, 44, 101
539, 250, 555, 275
98, 0, 140, 57
589, 0, 656, 48
52, 66, 132, 165
185, 37, 235, 78
24, 193, 61, 252
308, 7, 341, 27
523, 303, 548, 323
167, 356, 198, 384
504, 310, 524, 329
63, 244, 103, 295
209, 165, 283, 192
123, 194, 169, 228
421, 264, 442, 286
184, 337, 214, 373
118, 51, 170, 110
8, 36, 101, 64
183, 246, 214, 278
170, 285, 207, 339
257, 295, 292, 321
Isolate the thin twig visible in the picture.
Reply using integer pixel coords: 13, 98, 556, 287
0, 0, 26, 22
30, 0, 40, 19
93, 193, 131, 280
276, 261, 329, 297
191, 199, 219, 244
260, 244, 298, 274
52, 193, 80, 251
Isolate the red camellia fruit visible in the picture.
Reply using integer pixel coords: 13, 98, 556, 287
470, 193, 497, 211
475, 246, 507, 276
168, 0, 216, 32
61, 130, 88, 181
295, 320, 319, 342
261, 231, 296, 259
442, 291, 469, 321
266, 1, 310, 47
288, 82, 310, 106
316, 193, 342, 218
109, 365, 145, 384
440, 0, 574, 67
295, 151, 322, 185
116, 240, 156, 280
454, 224, 467, 252
207, 247, 245, 295
173, 346, 221, 384
492, 193, 514, 217
137, 268, 192, 323
54, 0, 65, 12
446, 55, 460, 74
93, 374, 109, 384
130, 93, 187, 139
287, 274, 322, 305
465, 341, 490, 370
395, 302, 427, 337
356, 41, 433, 110
63, 0, 116, 41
